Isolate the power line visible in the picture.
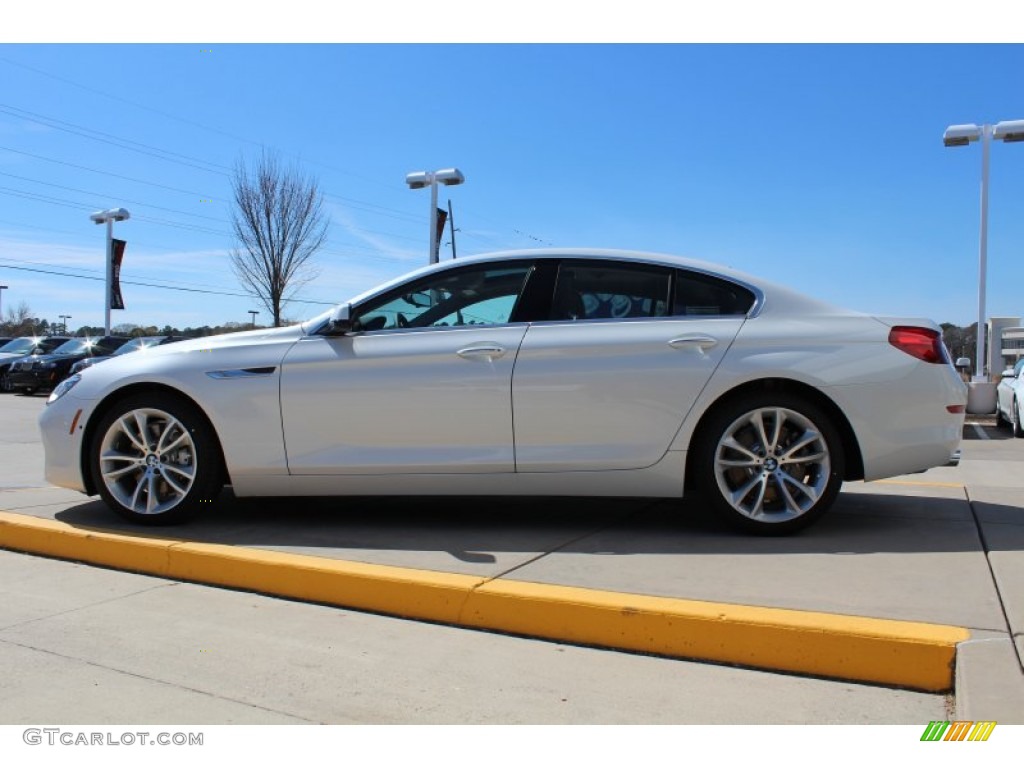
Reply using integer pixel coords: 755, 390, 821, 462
0, 261, 336, 306
0, 65, 553, 255
0, 170, 227, 224
0, 144, 218, 199
0, 53, 403, 194
0, 103, 231, 177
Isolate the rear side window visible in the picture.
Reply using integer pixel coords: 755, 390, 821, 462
550, 262, 672, 321
674, 270, 755, 316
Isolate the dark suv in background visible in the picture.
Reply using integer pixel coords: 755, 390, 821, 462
0, 336, 71, 393
70, 335, 182, 375
8, 336, 130, 394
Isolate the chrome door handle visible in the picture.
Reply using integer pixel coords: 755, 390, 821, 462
667, 335, 718, 350
457, 345, 507, 360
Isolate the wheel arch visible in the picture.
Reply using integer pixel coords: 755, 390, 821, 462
684, 377, 865, 492
80, 382, 230, 496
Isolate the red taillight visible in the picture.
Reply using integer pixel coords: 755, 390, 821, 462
888, 326, 949, 364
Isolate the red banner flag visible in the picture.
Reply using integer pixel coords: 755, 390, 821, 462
110, 238, 126, 310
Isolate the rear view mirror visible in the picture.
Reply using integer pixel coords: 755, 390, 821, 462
402, 291, 432, 308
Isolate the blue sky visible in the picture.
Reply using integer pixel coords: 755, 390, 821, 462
1, 40, 1023, 331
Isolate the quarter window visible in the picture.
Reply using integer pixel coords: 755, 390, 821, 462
674, 270, 755, 316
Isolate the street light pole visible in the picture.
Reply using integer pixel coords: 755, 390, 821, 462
89, 208, 130, 335
405, 168, 465, 265
943, 119, 1024, 383
0, 285, 7, 323
248, 310, 259, 329
976, 125, 991, 383
59, 315, 71, 335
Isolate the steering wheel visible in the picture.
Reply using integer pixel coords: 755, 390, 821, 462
396, 313, 410, 328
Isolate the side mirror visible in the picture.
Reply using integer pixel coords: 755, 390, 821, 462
954, 357, 971, 370
1000, 368, 1016, 380
322, 304, 355, 336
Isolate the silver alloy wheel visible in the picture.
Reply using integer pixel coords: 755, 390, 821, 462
713, 406, 831, 522
98, 407, 197, 515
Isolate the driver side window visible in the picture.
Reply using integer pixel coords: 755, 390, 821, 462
355, 263, 533, 331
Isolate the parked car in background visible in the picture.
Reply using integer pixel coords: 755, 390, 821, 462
996, 358, 1024, 437
10, 336, 129, 395
70, 335, 183, 375
40, 249, 967, 535
0, 336, 71, 392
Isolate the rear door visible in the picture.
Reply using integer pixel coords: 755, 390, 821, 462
512, 260, 752, 472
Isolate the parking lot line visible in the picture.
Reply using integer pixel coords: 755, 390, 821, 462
0, 509, 969, 693
966, 422, 992, 441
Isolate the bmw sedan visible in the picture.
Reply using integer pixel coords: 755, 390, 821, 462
39, 250, 967, 534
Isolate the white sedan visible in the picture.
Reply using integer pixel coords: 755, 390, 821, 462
996, 358, 1024, 437
39, 249, 967, 534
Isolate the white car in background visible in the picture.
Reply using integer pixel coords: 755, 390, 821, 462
39, 249, 967, 535
996, 358, 1024, 437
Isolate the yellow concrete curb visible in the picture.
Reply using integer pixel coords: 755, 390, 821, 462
0, 511, 968, 692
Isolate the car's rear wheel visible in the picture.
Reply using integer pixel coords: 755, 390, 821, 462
89, 392, 223, 524
694, 393, 844, 535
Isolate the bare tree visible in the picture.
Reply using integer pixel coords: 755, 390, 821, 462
230, 152, 328, 326
1, 300, 35, 336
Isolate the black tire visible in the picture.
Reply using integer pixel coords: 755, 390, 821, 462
0, 370, 11, 393
1013, 399, 1024, 439
89, 392, 224, 525
693, 392, 845, 535
995, 404, 1009, 429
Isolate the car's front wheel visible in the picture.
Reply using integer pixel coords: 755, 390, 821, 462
89, 392, 224, 524
694, 393, 845, 535
1013, 398, 1024, 439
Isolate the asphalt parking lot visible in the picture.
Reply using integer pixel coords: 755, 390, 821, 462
1, 392, 1023, 724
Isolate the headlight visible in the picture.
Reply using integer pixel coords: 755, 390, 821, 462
47, 374, 82, 405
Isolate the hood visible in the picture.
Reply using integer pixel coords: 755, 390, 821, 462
135, 324, 306, 358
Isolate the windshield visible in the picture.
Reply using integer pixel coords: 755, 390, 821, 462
114, 337, 163, 355
51, 338, 98, 356
0, 337, 42, 355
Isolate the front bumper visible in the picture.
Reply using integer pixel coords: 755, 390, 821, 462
39, 394, 94, 493
9, 366, 64, 391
